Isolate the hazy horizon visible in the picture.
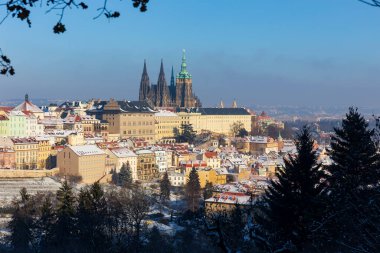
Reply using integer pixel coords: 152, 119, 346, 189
2, 0, 380, 108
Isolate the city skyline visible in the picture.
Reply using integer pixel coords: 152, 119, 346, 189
2, 1, 380, 107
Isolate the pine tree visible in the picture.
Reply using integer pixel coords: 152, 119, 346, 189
160, 172, 171, 203
254, 126, 326, 252
35, 195, 55, 253
76, 182, 108, 253
329, 107, 380, 195
185, 167, 201, 212
324, 108, 380, 252
51, 180, 77, 253
8, 188, 34, 253
118, 162, 133, 188
203, 181, 213, 200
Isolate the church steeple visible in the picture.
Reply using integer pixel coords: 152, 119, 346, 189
170, 66, 175, 87
232, 99, 237, 108
139, 60, 150, 101
177, 49, 192, 79
156, 59, 170, 107
25, 94, 29, 102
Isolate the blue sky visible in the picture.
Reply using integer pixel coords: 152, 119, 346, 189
2, 0, 380, 108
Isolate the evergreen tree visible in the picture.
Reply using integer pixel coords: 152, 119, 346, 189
176, 123, 196, 144
203, 181, 213, 200
160, 172, 171, 203
323, 108, 380, 252
329, 107, 380, 195
185, 167, 201, 212
118, 162, 133, 188
8, 188, 34, 253
254, 126, 326, 252
35, 195, 55, 253
76, 182, 108, 253
51, 180, 77, 253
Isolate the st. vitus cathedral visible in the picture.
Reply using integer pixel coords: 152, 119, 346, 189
138, 50, 201, 108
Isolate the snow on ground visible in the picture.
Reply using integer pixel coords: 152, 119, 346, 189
0, 177, 61, 207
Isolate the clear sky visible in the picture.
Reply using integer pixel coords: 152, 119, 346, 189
1, 0, 380, 108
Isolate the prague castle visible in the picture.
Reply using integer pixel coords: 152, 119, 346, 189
139, 50, 201, 108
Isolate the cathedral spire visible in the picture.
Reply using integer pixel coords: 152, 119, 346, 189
177, 49, 192, 79
143, 59, 148, 75
157, 59, 170, 107
181, 49, 187, 72
170, 66, 175, 87
25, 94, 29, 102
139, 60, 150, 101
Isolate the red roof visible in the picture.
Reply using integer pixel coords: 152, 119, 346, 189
0, 106, 13, 112
205, 151, 217, 159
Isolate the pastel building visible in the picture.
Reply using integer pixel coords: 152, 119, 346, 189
57, 145, 107, 184
106, 147, 138, 181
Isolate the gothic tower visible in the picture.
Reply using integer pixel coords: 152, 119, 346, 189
139, 60, 150, 101
176, 49, 195, 108
169, 66, 176, 103
156, 60, 170, 107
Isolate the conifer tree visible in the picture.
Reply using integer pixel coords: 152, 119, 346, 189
51, 180, 77, 253
76, 182, 108, 253
35, 195, 55, 253
8, 188, 34, 253
160, 172, 171, 203
324, 108, 380, 252
118, 162, 133, 188
254, 126, 326, 252
185, 167, 201, 212
329, 107, 380, 195
203, 181, 213, 200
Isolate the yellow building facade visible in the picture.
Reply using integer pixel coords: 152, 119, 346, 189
11, 138, 39, 170
36, 137, 52, 169
102, 100, 156, 143
57, 145, 107, 184
177, 108, 252, 136
154, 111, 181, 141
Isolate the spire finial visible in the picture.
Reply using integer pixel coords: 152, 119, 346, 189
170, 66, 175, 87
143, 60, 147, 74
25, 94, 29, 102
160, 59, 164, 73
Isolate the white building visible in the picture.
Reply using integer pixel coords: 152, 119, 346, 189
108, 148, 138, 181
154, 150, 168, 173
168, 171, 185, 187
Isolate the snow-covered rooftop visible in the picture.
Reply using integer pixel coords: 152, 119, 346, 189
110, 147, 137, 158
155, 110, 178, 117
69, 145, 105, 156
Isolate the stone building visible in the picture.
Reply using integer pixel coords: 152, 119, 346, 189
138, 50, 201, 108
57, 145, 107, 184
87, 99, 156, 143
135, 150, 158, 181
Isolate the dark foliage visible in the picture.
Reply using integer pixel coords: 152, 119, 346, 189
185, 167, 201, 212
175, 123, 197, 144
322, 107, 380, 252
254, 126, 326, 252
203, 181, 213, 200
112, 162, 133, 188
160, 172, 171, 203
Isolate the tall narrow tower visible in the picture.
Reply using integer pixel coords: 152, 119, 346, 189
156, 59, 170, 107
169, 66, 176, 103
176, 49, 194, 108
139, 60, 150, 101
